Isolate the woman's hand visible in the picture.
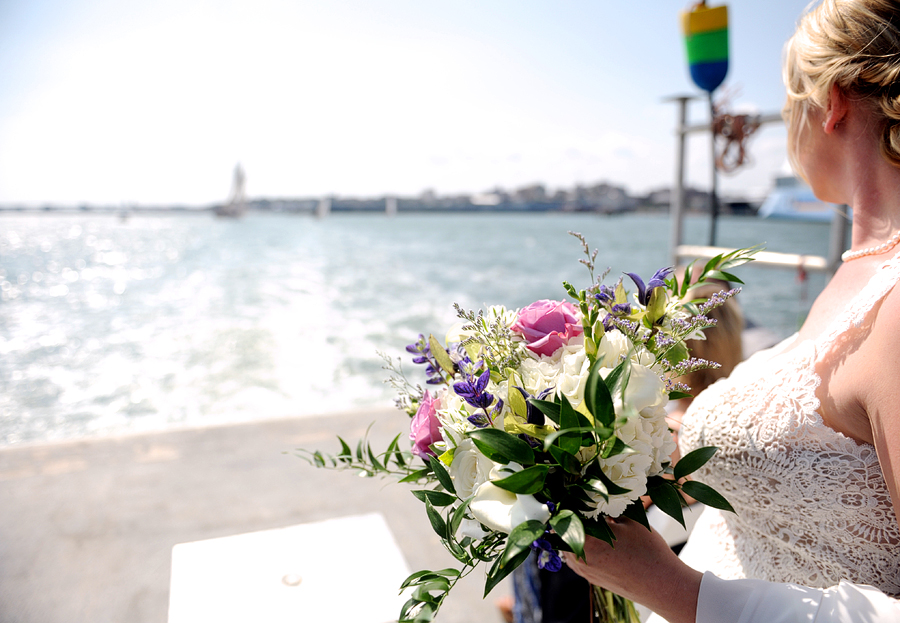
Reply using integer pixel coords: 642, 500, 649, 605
564, 518, 702, 623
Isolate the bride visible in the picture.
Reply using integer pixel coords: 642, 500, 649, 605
565, 1, 900, 621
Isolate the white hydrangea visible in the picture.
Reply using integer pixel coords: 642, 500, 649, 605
579, 355, 675, 518
582, 415, 654, 518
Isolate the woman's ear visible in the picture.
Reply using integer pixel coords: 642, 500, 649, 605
823, 83, 849, 133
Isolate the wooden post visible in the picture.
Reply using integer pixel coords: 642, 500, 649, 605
668, 96, 695, 268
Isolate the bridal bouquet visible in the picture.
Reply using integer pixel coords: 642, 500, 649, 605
299, 234, 756, 622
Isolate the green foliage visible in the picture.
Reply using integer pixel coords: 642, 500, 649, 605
674, 446, 718, 481
681, 480, 735, 513
491, 465, 550, 494
468, 428, 535, 466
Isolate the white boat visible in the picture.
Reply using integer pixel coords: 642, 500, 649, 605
757, 175, 842, 222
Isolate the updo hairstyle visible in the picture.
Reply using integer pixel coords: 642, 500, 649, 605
783, 0, 900, 169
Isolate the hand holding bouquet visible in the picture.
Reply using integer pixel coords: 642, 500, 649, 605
299, 234, 757, 622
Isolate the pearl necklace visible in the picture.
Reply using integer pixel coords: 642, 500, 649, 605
841, 229, 900, 262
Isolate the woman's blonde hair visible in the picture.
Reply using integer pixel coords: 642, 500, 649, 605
783, 0, 900, 171
679, 282, 744, 394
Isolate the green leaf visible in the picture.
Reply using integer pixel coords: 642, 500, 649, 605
411, 490, 457, 507
449, 499, 472, 537
468, 428, 535, 466
582, 516, 616, 547
446, 537, 469, 563
681, 480, 735, 513
603, 360, 628, 396
668, 390, 693, 401
367, 444, 385, 472
400, 597, 432, 622
529, 398, 561, 425
484, 547, 530, 597
549, 445, 582, 475
492, 465, 549, 495
411, 577, 451, 593
705, 269, 743, 285
337, 436, 353, 459
428, 455, 456, 495
600, 436, 630, 459
400, 569, 434, 589
663, 341, 690, 366
584, 359, 616, 428
585, 462, 632, 497
550, 510, 585, 559
507, 519, 548, 550
490, 520, 545, 584
428, 334, 456, 375
648, 480, 685, 529
558, 395, 587, 455
424, 498, 447, 539
508, 385, 529, 419
673, 446, 718, 481
621, 499, 651, 531
386, 433, 408, 469
398, 467, 432, 484
702, 254, 724, 276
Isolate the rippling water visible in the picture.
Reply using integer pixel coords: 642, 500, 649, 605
0, 211, 832, 445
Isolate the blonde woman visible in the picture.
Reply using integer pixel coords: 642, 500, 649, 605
566, 1, 900, 621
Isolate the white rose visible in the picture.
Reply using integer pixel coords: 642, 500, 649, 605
469, 463, 552, 534
448, 438, 495, 499
596, 330, 631, 367
599, 362, 666, 420
617, 363, 667, 415
555, 345, 591, 409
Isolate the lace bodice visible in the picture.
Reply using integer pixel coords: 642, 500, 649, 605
678, 251, 900, 598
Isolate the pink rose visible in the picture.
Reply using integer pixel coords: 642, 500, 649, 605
410, 391, 443, 458
511, 300, 583, 357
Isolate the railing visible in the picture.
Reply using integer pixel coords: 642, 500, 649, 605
666, 95, 849, 280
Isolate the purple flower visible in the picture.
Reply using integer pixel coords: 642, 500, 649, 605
454, 369, 494, 411
625, 267, 673, 305
531, 538, 563, 572
407, 334, 451, 384
594, 284, 615, 305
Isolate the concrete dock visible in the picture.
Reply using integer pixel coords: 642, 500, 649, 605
0, 409, 510, 623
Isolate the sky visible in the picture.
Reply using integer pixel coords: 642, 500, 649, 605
0, 0, 816, 207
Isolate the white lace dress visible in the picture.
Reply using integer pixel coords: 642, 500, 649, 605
672, 251, 900, 621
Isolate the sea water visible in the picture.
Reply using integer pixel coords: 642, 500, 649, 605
0, 211, 832, 446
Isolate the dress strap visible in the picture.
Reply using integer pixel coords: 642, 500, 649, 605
815, 248, 900, 353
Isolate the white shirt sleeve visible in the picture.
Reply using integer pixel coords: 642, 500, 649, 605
697, 572, 900, 623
